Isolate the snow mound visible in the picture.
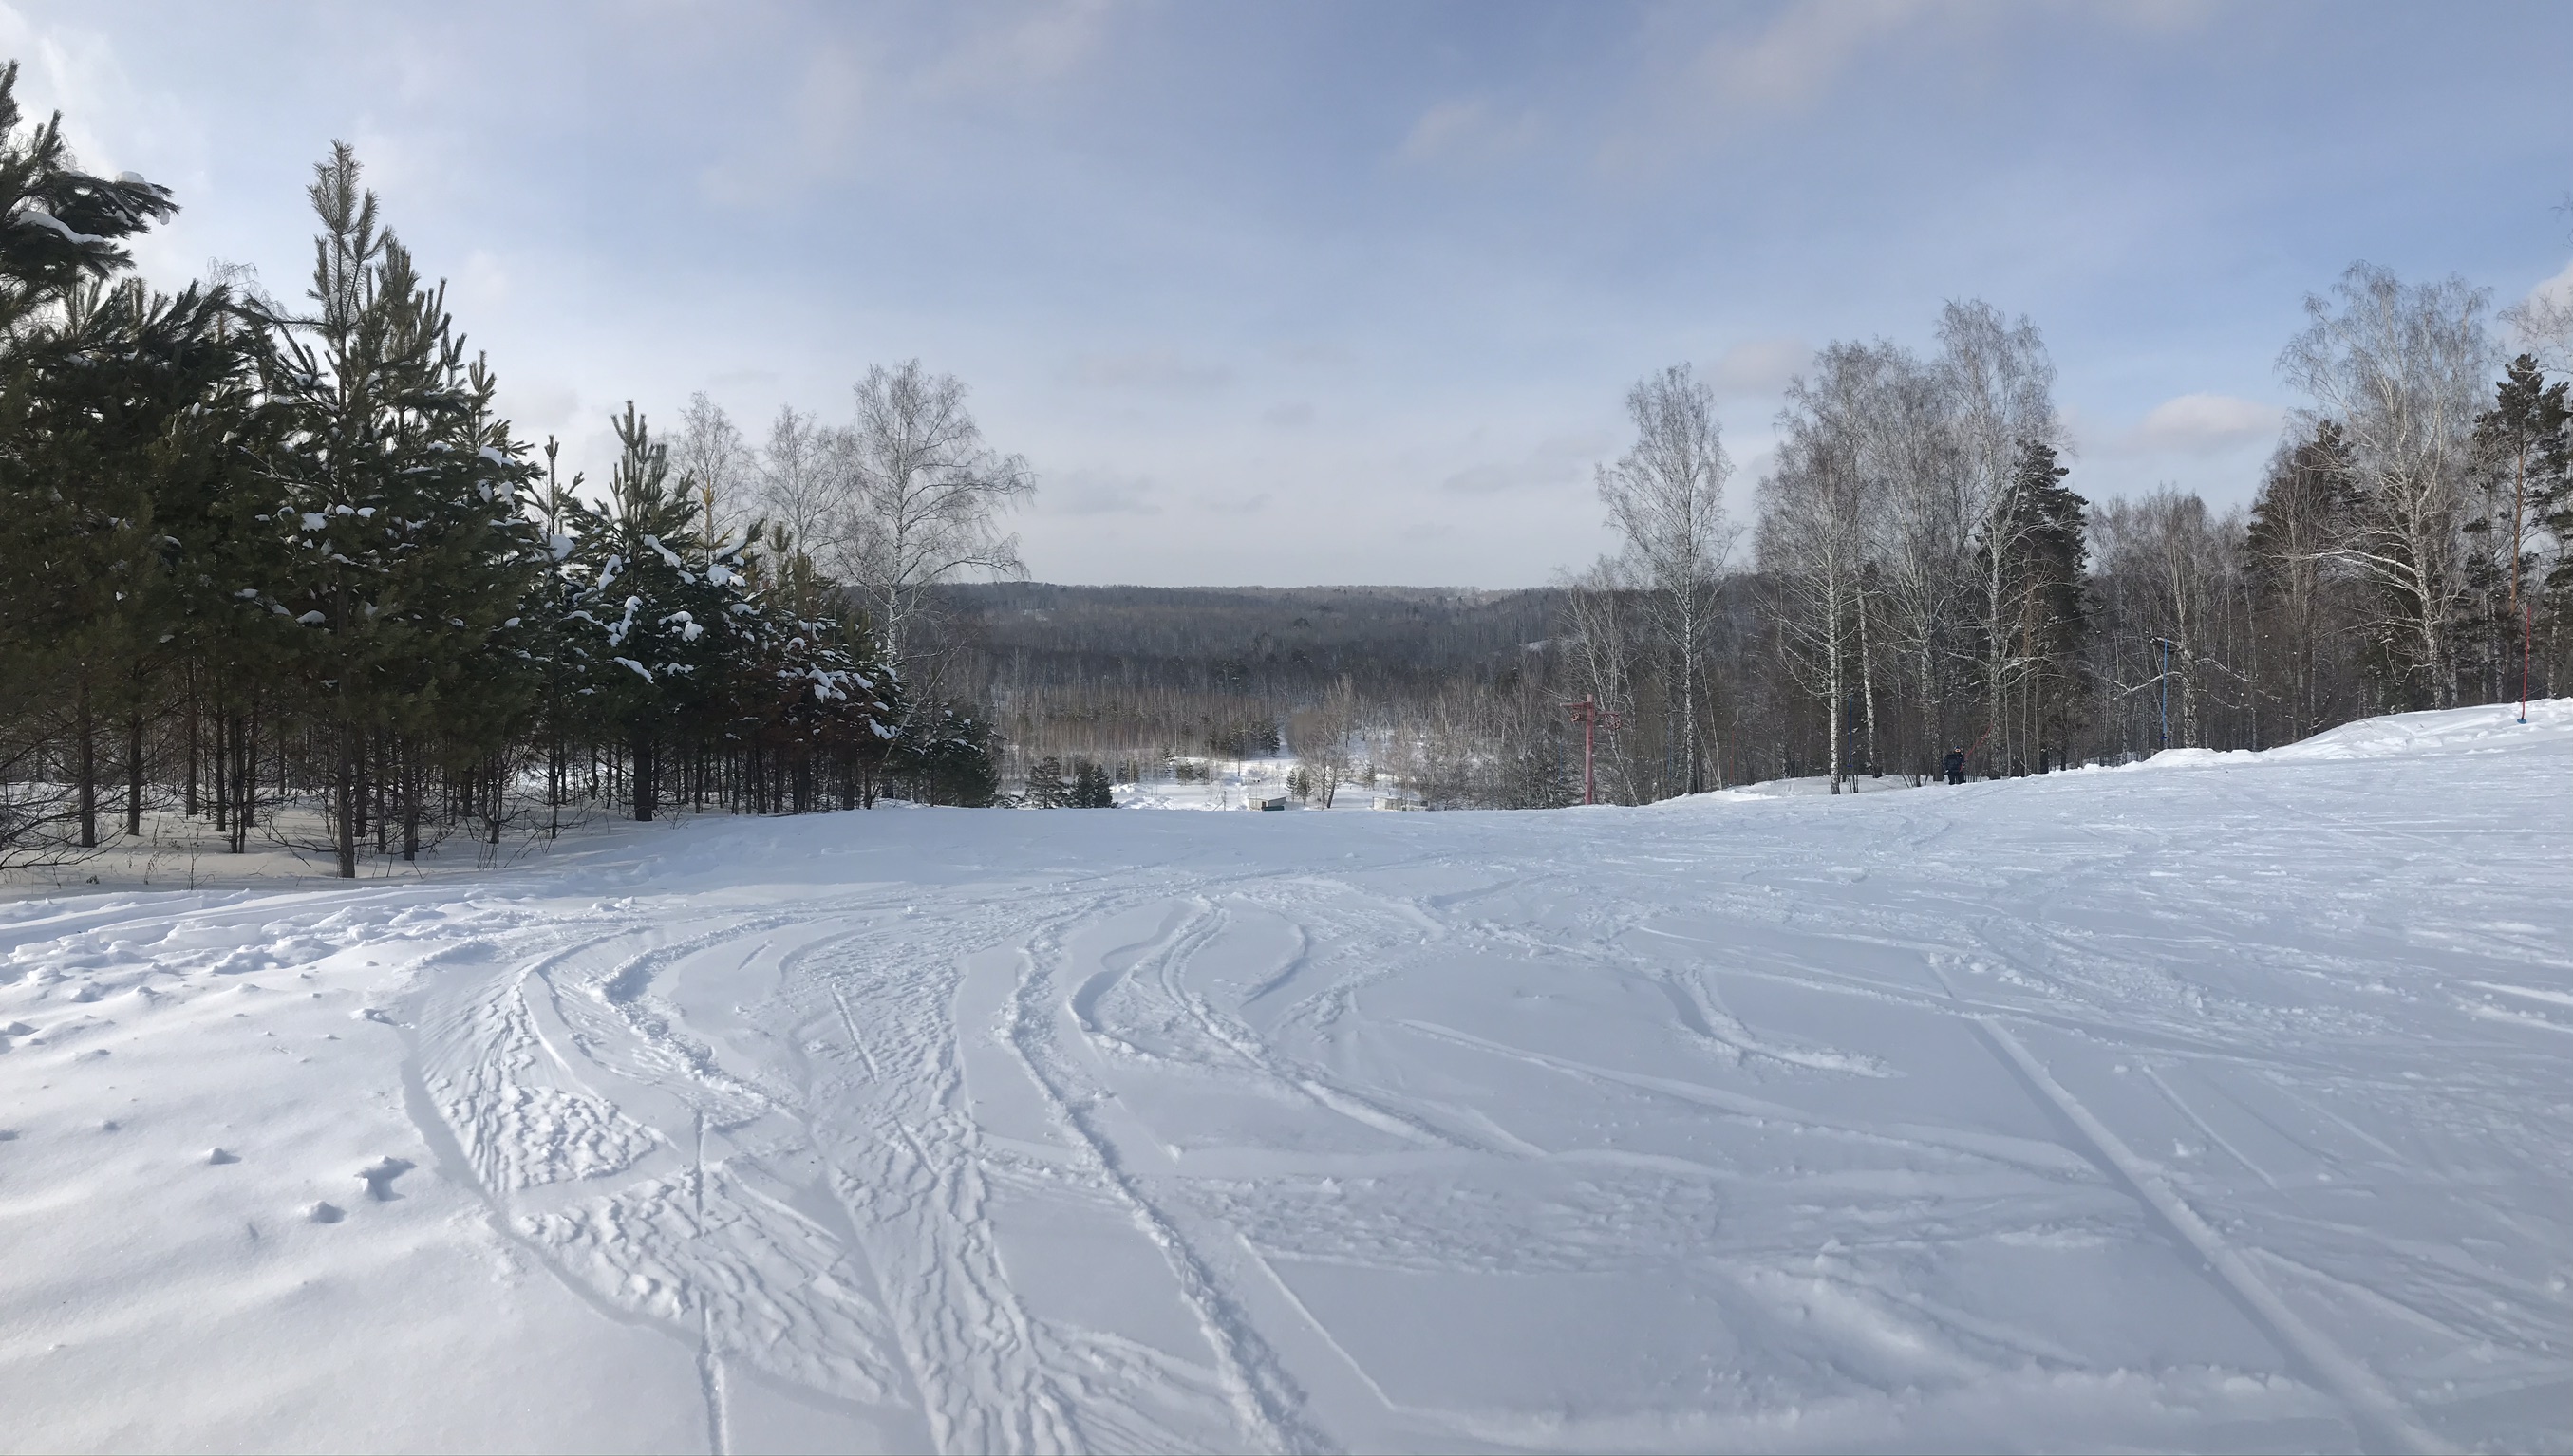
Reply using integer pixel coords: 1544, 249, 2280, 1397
2263, 696, 2573, 761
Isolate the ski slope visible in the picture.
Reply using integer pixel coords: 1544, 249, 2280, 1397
4, 702, 2570, 1454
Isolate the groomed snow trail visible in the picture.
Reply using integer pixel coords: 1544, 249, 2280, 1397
4, 701, 2571, 1453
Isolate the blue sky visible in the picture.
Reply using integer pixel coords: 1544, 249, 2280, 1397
11, 1, 2571, 586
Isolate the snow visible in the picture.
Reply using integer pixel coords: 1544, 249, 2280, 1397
3, 700, 2569, 1452
12, 204, 108, 246
1114, 754, 1406, 811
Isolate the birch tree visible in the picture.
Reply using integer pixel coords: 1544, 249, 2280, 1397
671, 391, 750, 551
1597, 364, 1735, 793
2097, 491, 2241, 750
1862, 345, 1972, 778
1759, 345, 1884, 792
1939, 300, 2060, 773
838, 360, 1033, 687
2279, 264, 2494, 708
754, 403, 845, 560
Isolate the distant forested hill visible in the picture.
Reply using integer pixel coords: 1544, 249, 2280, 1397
933, 583, 1566, 786
938, 583, 1558, 698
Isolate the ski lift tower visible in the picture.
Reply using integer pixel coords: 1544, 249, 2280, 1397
1565, 697, 1625, 806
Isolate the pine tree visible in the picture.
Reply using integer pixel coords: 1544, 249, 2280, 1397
567, 402, 717, 822
1071, 758, 1115, 808
1024, 756, 1070, 809
1973, 439, 2088, 772
0, 63, 188, 864
251, 143, 544, 874
2469, 357, 2570, 702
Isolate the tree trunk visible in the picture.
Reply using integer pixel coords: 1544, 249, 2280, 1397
76, 676, 96, 849
184, 676, 199, 819
335, 721, 358, 879
631, 731, 655, 822
124, 705, 144, 838
403, 756, 422, 864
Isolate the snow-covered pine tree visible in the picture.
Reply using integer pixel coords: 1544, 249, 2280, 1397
566, 402, 731, 821
250, 142, 546, 875
733, 522, 900, 812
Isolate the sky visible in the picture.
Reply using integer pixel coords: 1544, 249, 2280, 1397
8, 1, 2571, 588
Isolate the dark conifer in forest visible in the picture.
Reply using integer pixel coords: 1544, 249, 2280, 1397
1024, 756, 1069, 809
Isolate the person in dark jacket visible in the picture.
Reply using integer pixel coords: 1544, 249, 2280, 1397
1942, 749, 1966, 785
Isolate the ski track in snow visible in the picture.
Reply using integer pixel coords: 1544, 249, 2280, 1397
4, 701, 2572, 1452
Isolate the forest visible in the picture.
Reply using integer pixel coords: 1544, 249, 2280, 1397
0, 68, 1012, 876
975, 296, 2569, 809
4, 58, 2569, 864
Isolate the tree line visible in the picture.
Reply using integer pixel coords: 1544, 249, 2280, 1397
1547, 274, 2569, 804
0, 69, 1016, 874
974, 271, 2567, 812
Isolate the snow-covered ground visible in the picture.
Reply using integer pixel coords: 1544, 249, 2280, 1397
1111, 755, 1407, 812
5, 701, 2570, 1453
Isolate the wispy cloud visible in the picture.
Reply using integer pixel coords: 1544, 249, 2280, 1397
1686, 0, 1925, 117
1708, 337, 1812, 398
1397, 98, 1542, 167
1063, 348, 1235, 393
1440, 430, 1612, 495
1046, 468, 1161, 517
2120, 393, 2282, 456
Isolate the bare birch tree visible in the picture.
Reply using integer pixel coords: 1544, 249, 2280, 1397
2097, 491, 2242, 749
1939, 300, 2060, 773
840, 360, 1036, 691
1556, 555, 1653, 803
1861, 345, 1972, 779
1597, 364, 1736, 793
2279, 264, 2494, 707
1759, 345, 1885, 792
1286, 675, 1359, 807
671, 391, 749, 551
753, 404, 846, 559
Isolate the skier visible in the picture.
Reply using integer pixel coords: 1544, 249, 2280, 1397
1942, 748, 1966, 785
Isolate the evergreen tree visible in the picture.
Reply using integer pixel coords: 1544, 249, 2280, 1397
567, 402, 723, 822
2245, 420, 2358, 735
251, 143, 544, 874
1072, 758, 1115, 808
1024, 756, 1070, 808
1974, 439, 2087, 772
2468, 356, 2570, 700
891, 707, 1000, 807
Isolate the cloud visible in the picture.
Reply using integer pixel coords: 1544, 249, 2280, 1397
1047, 469, 1161, 517
453, 247, 509, 311
1063, 348, 1235, 393
2526, 257, 2573, 311
1397, 98, 1541, 166
1441, 431, 1613, 495
698, 40, 873, 206
917, 0, 1114, 99
1689, 0, 1925, 115
1707, 336, 1811, 398
498, 380, 581, 435
1263, 401, 1315, 429
1199, 491, 1270, 515
2507, 258, 2573, 367
2122, 393, 2282, 456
